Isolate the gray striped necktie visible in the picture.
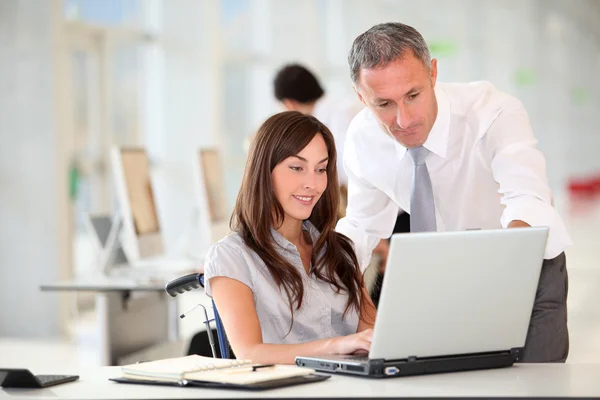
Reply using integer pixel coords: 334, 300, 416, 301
407, 146, 437, 232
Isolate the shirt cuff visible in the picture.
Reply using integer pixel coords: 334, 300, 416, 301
500, 196, 572, 259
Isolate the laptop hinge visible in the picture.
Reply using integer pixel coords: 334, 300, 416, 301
407, 356, 417, 362
510, 347, 523, 362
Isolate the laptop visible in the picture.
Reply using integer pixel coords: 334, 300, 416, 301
296, 227, 548, 378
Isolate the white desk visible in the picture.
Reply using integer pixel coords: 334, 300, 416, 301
2, 364, 600, 399
40, 272, 188, 366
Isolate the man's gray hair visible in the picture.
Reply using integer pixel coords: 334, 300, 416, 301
348, 22, 431, 84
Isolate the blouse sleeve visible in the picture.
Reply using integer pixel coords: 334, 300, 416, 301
203, 239, 254, 297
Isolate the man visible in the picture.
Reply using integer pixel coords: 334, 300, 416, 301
336, 22, 571, 362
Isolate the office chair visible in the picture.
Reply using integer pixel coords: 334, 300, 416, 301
165, 273, 231, 359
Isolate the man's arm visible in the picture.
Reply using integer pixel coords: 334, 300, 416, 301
336, 165, 399, 271
480, 104, 571, 258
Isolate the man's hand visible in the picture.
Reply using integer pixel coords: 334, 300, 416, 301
373, 239, 390, 274
508, 220, 531, 228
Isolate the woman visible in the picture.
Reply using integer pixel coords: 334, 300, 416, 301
204, 111, 376, 364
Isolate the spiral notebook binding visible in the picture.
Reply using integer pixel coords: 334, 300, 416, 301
180, 359, 251, 375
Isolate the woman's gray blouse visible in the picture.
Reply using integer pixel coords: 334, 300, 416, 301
203, 221, 359, 344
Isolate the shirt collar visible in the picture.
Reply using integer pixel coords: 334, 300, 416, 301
394, 85, 451, 160
270, 220, 321, 251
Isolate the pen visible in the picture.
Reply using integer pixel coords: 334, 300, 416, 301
251, 364, 275, 371
223, 364, 276, 375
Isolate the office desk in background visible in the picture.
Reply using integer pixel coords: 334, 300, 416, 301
2, 363, 600, 399
40, 272, 189, 366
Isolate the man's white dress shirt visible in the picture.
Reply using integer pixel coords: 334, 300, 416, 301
337, 81, 571, 270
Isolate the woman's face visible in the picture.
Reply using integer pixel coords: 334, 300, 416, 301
271, 133, 329, 224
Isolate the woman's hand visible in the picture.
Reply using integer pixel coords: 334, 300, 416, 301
331, 329, 373, 355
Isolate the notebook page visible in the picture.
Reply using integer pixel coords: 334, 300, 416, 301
121, 355, 251, 380
184, 365, 315, 385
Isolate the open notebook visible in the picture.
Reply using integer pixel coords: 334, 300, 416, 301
111, 355, 329, 390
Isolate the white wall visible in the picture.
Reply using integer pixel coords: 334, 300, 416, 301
150, 0, 222, 254
0, 0, 71, 337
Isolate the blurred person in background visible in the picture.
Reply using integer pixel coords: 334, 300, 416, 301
336, 22, 571, 362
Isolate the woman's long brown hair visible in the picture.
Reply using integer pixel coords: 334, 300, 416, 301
231, 111, 367, 328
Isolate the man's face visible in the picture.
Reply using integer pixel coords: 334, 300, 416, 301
355, 53, 438, 148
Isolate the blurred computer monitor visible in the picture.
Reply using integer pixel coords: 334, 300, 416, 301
110, 147, 165, 263
195, 148, 230, 244
84, 213, 129, 272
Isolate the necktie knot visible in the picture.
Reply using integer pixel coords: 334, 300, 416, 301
407, 146, 430, 166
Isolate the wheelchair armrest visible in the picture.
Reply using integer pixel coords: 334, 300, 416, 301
165, 273, 203, 297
